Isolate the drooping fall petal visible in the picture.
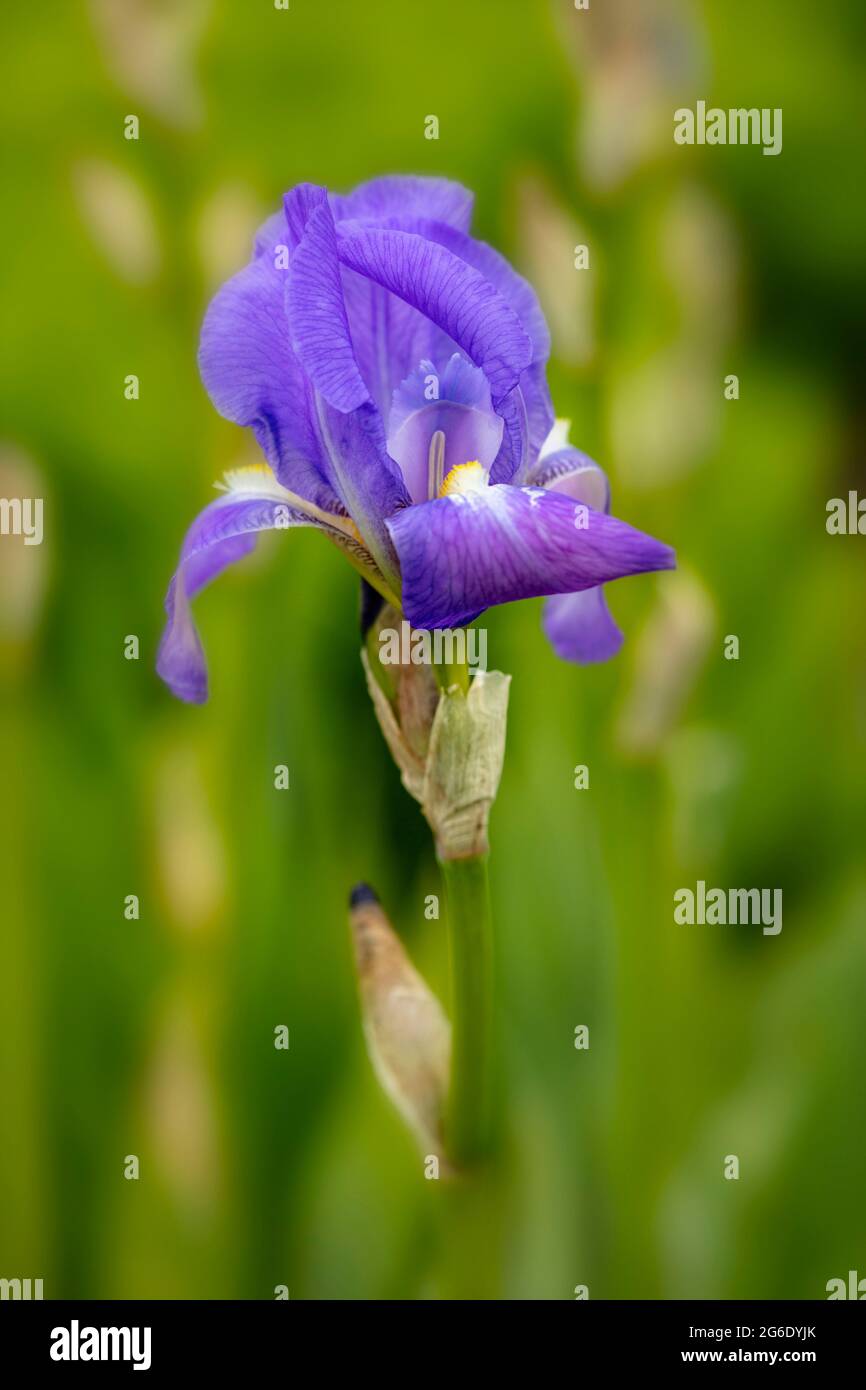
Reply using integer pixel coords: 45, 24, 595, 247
388, 480, 675, 631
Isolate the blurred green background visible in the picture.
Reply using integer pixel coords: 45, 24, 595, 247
1, 0, 864, 1300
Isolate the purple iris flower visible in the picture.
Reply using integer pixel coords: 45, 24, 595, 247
157, 176, 674, 703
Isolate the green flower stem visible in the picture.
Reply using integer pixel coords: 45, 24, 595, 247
434, 656, 470, 695
441, 852, 495, 1167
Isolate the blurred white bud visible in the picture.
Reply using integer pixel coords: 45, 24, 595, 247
72, 159, 161, 285
616, 567, 715, 756
513, 171, 596, 367
349, 886, 450, 1158
88, 0, 209, 130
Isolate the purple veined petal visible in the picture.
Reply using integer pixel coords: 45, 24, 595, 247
329, 205, 546, 466
335, 223, 532, 405
430, 223, 549, 361
286, 181, 463, 419
543, 588, 624, 664
426, 223, 555, 471
531, 443, 622, 662
287, 195, 370, 413
369, 216, 550, 362
157, 474, 359, 704
314, 398, 407, 586
339, 265, 455, 419
283, 186, 409, 580
489, 385, 529, 485
386, 480, 675, 631
283, 182, 340, 251
387, 355, 504, 503
514, 360, 555, 479
389, 353, 495, 428
484, 368, 551, 486
253, 206, 289, 258
378, 216, 555, 478
529, 445, 611, 511
330, 175, 474, 233
198, 249, 339, 512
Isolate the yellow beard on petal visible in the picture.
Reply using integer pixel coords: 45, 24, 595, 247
438, 460, 489, 498
214, 464, 282, 496
214, 465, 363, 541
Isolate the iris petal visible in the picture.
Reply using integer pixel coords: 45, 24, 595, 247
329, 183, 474, 419
330, 175, 474, 233
313, 398, 406, 585
157, 480, 360, 704
543, 588, 624, 664
198, 241, 338, 511
339, 266, 453, 419
386, 482, 675, 631
531, 444, 626, 665
335, 224, 532, 405
530, 445, 610, 510
287, 196, 370, 414
375, 216, 554, 478
387, 355, 504, 503
284, 186, 410, 579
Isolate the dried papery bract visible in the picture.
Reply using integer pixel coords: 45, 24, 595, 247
422, 671, 511, 861
360, 602, 440, 802
362, 615, 511, 862
349, 885, 451, 1159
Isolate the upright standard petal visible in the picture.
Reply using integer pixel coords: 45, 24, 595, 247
331, 175, 474, 234
198, 239, 338, 511
329, 181, 475, 416
287, 196, 370, 414
286, 188, 410, 582
338, 266, 453, 420
444, 233, 552, 479
387, 480, 675, 631
157, 471, 365, 704
335, 224, 532, 405
385, 217, 554, 478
